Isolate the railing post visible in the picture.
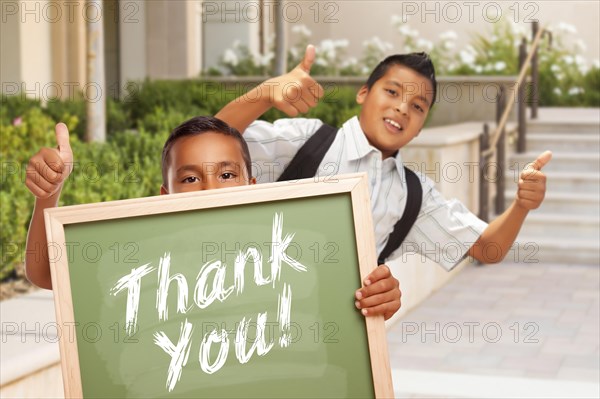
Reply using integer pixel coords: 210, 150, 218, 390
517, 38, 527, 153
495, 86, 506, 214
479, 124, 490, 223
531, 21, 539, 119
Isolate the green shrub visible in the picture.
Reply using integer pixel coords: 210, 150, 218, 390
0, 107, 165, 280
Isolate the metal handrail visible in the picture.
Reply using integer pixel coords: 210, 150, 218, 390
481, 23, 550, 159
478, 21, 551, 221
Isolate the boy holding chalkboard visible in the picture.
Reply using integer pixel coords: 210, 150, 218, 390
24, 116, 401, 319
214, 46, 551, 291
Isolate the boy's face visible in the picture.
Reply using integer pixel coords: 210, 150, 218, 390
356, 65, 434, 159
161, 132, 255, 194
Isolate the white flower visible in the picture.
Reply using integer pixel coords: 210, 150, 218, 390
364, 36, 393, 53
443, 41, 455, 50
556, 22, 577, 34
459, 50, 476, 65
555, 72, 564, 81
574, 55, 586, 66
509, 21, 527, 36
398, 24, 418, 38
553, 87, 562, 95
291, 24, 312, 37
342, 57, 358, 68
563, 55, 574, 65
575, 39, 587, 52
568, 87, 584, 95
592, 59, 600, 69
319, 39, 337, 59
223, 49, 238, 66
439, 30, 458, 41
494, 61, 506, 71
335, 39, 349, 48
391, 14, 403, 25
474, 65, 483, 73
251, 52, 262, 66
416, 38, 433, 51
259, 52, 274, 66
551, 64, 561, 73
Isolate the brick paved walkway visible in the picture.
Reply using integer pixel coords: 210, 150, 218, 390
387, 260, 600, 398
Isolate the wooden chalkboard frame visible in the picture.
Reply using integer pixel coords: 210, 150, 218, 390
45, 173, 394, 398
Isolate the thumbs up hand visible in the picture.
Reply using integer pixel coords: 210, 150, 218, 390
25, 123, 74, 199
263, 45, 324, 116
516, 150, 552, 210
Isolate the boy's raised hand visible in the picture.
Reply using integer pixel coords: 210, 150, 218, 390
516, 150, 552, 210
25, 123, 73, 199
263, 44, 324, 116
355, 265, 401, 320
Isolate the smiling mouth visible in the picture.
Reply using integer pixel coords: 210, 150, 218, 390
384, 118, 403, 132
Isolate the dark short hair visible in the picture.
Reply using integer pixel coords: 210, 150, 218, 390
365, 52, 437, 108
161, 116, 252, 185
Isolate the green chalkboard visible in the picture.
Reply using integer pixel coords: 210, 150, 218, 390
46, 175, 393, 398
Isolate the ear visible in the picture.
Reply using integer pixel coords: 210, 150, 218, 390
249, 177, 257, 185
356, 85, 369, 105
160, 185, 169, 195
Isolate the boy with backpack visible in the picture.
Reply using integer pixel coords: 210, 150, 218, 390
215, 46, 551, 303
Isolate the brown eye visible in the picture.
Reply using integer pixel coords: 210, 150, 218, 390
220, 172, 237, 181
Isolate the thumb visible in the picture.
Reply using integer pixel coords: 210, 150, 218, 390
55, 122, 72, 161
297, 44, 315, 73
525, 150, 552, 171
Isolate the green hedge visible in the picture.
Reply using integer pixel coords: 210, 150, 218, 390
0, 82, 363, 281
1, 71, 597, 280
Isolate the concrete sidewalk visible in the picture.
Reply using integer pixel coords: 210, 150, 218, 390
387, 260, 600, 398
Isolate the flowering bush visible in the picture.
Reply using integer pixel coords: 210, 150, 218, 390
211, 19, 599, 107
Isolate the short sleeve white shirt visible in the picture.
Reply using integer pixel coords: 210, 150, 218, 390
244, 116, 488, 271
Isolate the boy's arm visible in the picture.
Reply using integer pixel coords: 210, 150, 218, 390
468, 151, 552, 263
215, 45, 324, 133
24, 123, 73, 289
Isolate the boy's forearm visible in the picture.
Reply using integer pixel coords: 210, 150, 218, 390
25, 192, 60, 289
468, 200, 528, 263
215, 83, 272, 133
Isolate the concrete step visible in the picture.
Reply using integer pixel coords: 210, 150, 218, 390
511, 236, 599, 265
509, 152, 600, 173
504, 171, 600, 194
505, 190, 600, 216
518, 213, 600, 239
526, 123, 600, 134
527, 112, 600, 134
525, 133, 600, 153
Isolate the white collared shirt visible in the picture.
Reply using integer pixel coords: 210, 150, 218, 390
244, 116, 488, 271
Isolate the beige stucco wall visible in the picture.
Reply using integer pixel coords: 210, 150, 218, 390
2, 1, 598, 99
281, 1, 599, 67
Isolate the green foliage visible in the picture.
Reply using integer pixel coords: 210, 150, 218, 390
0, 105, 164, 280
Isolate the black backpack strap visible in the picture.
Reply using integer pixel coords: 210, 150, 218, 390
377, 167, 422, 265
277, 123, 338, 182
277, 123, 422, 265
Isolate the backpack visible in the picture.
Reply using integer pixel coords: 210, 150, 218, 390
277, 123, 423, 265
